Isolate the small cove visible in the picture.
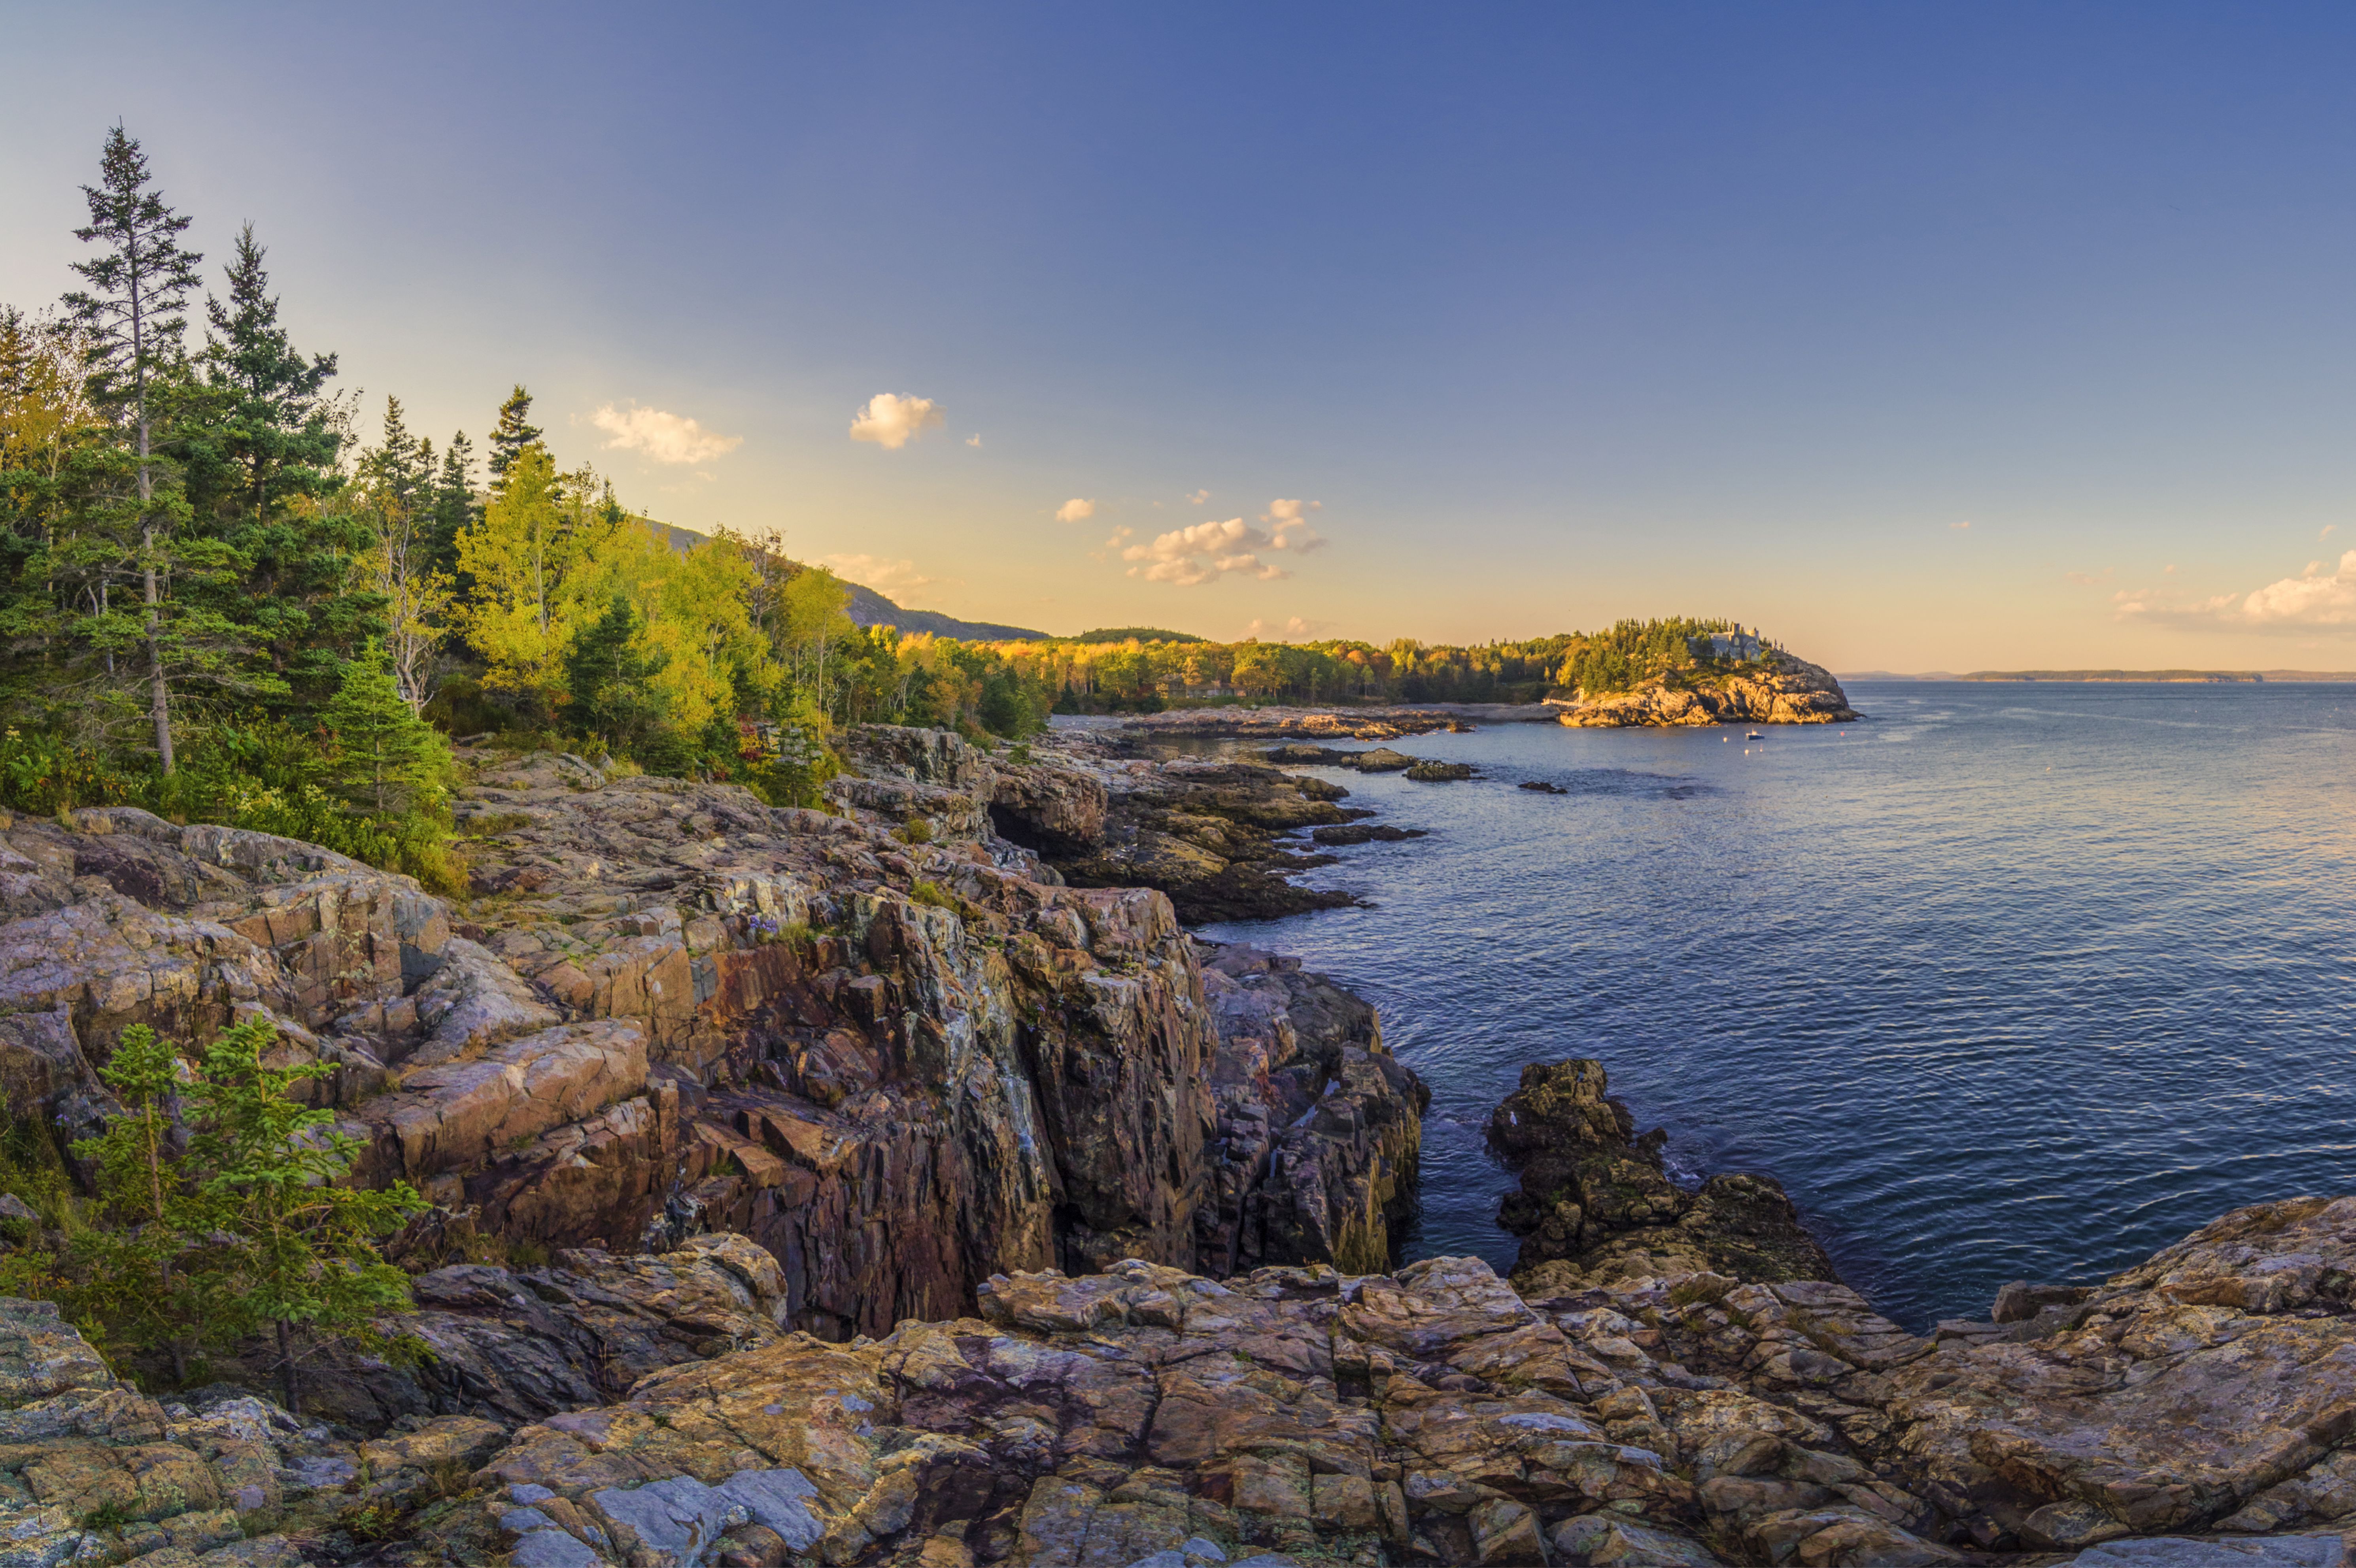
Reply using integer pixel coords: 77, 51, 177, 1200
1195, 681, 2356, 1330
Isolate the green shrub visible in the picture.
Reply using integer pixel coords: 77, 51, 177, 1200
420, 675, 508, 738
908, 880, 976, 919
0, 729, 137, 814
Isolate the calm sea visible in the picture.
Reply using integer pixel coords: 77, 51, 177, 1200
1197, 681, 2356, 1330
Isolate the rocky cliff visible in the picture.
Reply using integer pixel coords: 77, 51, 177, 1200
0, 725, 1424, 1348
1559, 653, 1859, 728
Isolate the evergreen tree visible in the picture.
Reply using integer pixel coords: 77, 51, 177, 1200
68, 1024, 219, 1381
187, 226, 377, 714
323, 642, 452, 813
428, 429, 476, 576
485, 385, 541, 493
563, 594, 657, 750
352, 400, 450, 710
200, 225, 340, 528
180, 1016, 423, 1413
61, 125, 204, 771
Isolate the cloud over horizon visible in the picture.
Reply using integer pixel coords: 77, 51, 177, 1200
1120, 500, 1328, 585
818, 551, 954, 604
589, 403, 744, 465
848, 393, 943, 449
1055, 498, 1096, 522
2116, 549, 2356, 631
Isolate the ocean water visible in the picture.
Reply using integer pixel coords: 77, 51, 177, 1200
1196, 681, 2356, 1330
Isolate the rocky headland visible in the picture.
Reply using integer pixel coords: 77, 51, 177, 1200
1556, 653, 1860, 728
0, 728, 2335, 1568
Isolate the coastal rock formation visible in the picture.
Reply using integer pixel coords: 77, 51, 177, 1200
0, 728, 1424, 1349
1051, 750, 1366, 923
1489, 1060, 1838, 1288
1120, 702, 1562, 740
1312, 825, 1427, 847
1, 1071, 2354, 1567
1561, 652, 1859, 728
1194, 943, 1427, 1277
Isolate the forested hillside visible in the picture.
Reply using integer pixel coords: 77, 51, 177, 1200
0, 129, 1785, 891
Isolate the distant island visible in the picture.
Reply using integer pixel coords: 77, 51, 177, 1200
1847, 669, 2356, 683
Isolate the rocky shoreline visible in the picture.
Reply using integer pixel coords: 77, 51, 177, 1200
0, 726, 2335, 1568
1064, 650, 1861, 740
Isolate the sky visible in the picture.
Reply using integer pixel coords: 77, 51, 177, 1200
6, 2, 2356, 669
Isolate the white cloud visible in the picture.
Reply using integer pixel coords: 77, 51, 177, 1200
1117, 500, 1333, 585
589, 403, 743, 465
2116, 549, 2356, 630
1261, 498, 1327, 552
967, 433, 982, 447
1950, 520, 1972, 530
2322, 524, 2337, 541
1244, 615, 1327, 639
1187, 489, 1209, 504
1055, 498, 1096, 523
848, 393, 944, 449
1122, 518, 1285, 585
818, 552, 956, 605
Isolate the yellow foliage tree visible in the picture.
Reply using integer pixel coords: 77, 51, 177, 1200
588, 523, 774, 736
453, 445, 624, 717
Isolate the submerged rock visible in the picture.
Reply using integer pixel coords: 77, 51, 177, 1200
1311, 824, 1427, 847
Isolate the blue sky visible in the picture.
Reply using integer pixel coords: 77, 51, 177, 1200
6, 2, 2356, 666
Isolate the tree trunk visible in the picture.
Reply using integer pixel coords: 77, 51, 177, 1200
138, 412, 172, 774
276, 1319, 297, 1413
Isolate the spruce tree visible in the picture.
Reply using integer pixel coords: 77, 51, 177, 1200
323, 642, 452, 814
428, 430, 476, 576
485, 385, 541, 494
563, 594, 657, 751
201, 225, 340, 528
181, 1016, 423, 1413
188, 227, 377, 714
61, 125, 204, 771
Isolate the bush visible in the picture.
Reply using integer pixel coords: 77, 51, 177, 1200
0, 729, 137, 814
0, 723, 463, 895
420, 675, 509, 738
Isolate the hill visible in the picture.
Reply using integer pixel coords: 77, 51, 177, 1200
647, 520, 1050, 641
1069, 626, 1207, 644
1957, 669, 2356, 683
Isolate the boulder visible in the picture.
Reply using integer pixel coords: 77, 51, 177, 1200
1491, 1059, 1835, 1287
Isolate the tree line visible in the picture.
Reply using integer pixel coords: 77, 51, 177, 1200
1001, 617, 1778, 712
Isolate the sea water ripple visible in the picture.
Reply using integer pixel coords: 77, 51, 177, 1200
1197, 681, 2356, 1330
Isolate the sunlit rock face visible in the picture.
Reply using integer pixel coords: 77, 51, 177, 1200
1561, 651, 1860, 727
0, 725, 1425, 1343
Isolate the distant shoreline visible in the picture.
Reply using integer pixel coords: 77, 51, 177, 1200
1841, 669, 2356, 684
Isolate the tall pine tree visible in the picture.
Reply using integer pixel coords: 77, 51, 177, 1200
485, 386, 541, 494
61, 125, 204, 771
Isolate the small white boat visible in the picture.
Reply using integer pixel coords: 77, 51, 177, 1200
1745, 730, 1763, 739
